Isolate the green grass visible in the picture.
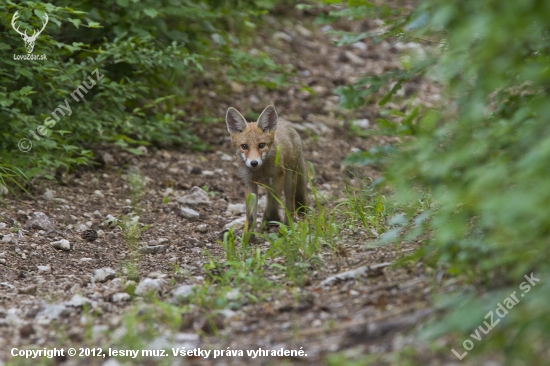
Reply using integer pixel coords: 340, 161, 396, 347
120, 170, 147, 280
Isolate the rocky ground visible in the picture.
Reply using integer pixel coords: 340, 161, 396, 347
0, 8, 450, 366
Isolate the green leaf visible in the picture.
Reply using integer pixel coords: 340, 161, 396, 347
67, 18, 81, 28
125, 147, 144, 155
86, 21, 102, 28
19, 86, 34, 95
378, 81, 403, 106
19, 69, 34, 79
143, 8, 158, 18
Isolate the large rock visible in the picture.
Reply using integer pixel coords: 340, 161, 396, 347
51, 239, 71, 251
92, 267, 117, 283
36, 304, 72, 325
225, 203, 246, 216
2, 234, 15, 243
135, 278, 163, 296
111, 293, 131, 303
223, 217, 246, 231
37, 265, 51, 273
65, 294, 91, 308
177, 186, 210, 206
179, 207, 200, 220
26, 212, 56, 232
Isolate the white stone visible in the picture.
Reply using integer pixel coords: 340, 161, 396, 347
351, 41, 368, 51
92, 267, 116, 283
223, 217, 246, 231
177, 186, 210, 206
352, 119, 370, 129
36, 304, 71, 325
42, 189, 54, 201
102, 359, 122, 366
2, 233, 15, 243
65, 294, 91, 307
37, 265, 51, 273
137, 146, 148, 155
344, 50, 364, 65
295, 24, 312, 37
111, 293, 131, 303
170, 285, 196, 304
196, 224, 208, 233
226, 289, 240, 301
273, 31, 292, 42
135, 278, 163, 296
179, 207, 200, 220
220, 154, 233, 161
226, 203, 246, 216
51, 239, 71, 251
258, 195, 267, 208
26, 212, 56, 231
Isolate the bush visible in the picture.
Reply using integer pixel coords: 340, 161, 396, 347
324, 0, 550, 362
0, 0, 282, 189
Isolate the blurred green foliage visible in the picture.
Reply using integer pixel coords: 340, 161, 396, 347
0, 0, 283, 190
324, 0, 550, 362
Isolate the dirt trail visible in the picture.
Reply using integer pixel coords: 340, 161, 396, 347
0, 10, 441, 366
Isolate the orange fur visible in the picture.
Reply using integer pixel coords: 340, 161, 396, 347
225, 105, 307, 229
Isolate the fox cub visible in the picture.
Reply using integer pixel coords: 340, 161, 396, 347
225, 105, 307, 229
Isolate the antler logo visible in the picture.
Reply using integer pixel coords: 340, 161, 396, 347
11, 11, 49, 54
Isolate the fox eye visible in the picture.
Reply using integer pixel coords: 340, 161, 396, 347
259, 143, 266, 148
241, 144, 248, 150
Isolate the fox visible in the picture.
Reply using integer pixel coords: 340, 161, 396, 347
225, 105, 308, 230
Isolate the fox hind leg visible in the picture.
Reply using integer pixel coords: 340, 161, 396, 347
283, 169, 297, 224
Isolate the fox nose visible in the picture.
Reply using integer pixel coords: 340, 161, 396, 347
250, 160, 258, 167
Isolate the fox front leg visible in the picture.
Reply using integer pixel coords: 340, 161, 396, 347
244, 185, 258, 235
244, 192, 258, 236
263, 171, 285, 229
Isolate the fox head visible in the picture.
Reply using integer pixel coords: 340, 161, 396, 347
225, 105, 278, 170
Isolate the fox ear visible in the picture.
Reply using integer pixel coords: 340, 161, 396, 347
226, 107, 248, 134
257, 105, 278, 132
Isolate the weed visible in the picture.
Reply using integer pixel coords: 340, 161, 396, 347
121, 169, 146, 279
0, 161, 30, 198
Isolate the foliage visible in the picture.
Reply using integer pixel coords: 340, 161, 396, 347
323, 0, 550, 362
0, 0, 283, 185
